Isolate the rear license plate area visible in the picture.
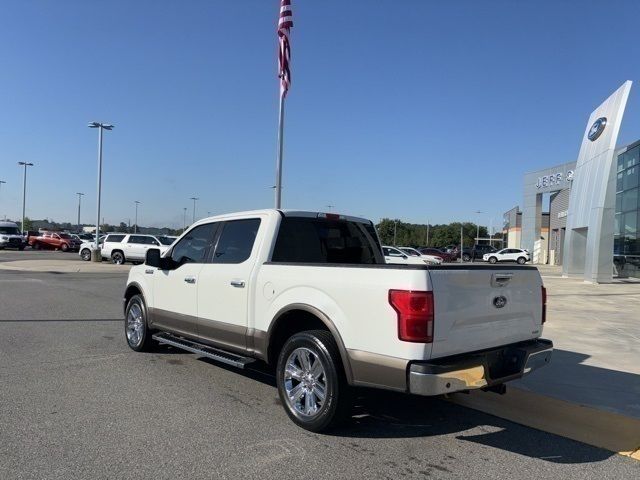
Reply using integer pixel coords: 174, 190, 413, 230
485, 347, 526, 381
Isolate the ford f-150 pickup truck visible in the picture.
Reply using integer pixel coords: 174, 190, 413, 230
124, 209, 552, 432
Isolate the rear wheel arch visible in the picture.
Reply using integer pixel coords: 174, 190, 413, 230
266, 304, 353, 385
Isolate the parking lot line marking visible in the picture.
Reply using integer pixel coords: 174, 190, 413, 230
450, 387, 640, 461
0, 318, 122, 323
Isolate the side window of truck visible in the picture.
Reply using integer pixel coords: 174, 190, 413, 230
211, 219, 261, 264
171, 223, 218, 265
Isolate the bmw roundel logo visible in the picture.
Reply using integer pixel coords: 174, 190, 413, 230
588, 117, 607, 141
493, 296, 507, 309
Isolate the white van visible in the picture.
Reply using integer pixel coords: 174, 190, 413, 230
0, 222, 25, 250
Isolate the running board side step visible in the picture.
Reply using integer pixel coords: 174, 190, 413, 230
152, 332, 255, 369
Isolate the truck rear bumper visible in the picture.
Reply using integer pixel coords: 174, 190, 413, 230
408, 339, 553, 396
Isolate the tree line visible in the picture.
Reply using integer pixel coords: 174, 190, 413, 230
16, 217, 183, 236
375, 218, 501, 248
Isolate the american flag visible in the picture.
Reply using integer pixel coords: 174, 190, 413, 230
277, 0, 293, 98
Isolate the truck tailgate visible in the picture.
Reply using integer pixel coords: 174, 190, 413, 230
428, 266, 543, 359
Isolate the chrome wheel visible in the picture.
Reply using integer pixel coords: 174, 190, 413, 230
284, 347, 327, 418
126, 302, 144, 347
81, 249, 91, 261
112, 252, 124, 265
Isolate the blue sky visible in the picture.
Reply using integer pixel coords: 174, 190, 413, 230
1, 1, 640, 229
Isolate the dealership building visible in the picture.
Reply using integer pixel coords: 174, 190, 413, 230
504, 81, 639, 281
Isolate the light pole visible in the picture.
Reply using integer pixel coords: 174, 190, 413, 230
0, 181, 5, 211
134, 201, 140, 233
183, 207, 187, 231
393, 220, 398, 246
190, 197, 199, 224
18, 162, 34, 234
474, 210, 484, 244
76, 192, 84, 231
88, 121, 114, 261
326, 205, 335, 212
426, 220, 430, 247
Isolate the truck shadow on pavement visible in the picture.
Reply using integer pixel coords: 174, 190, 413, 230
516, 349, 640, 420
197, 356, 615, 465
339, 389, 615, 464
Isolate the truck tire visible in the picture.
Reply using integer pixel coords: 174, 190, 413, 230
111, 251, 125, 265
61, 243, 69, 252
33, 242, 41, 250
517, 256, 527, 265
124, 294, 156, 352
276, 330, 351, 432
462, 253, 471, 262
81, 248, 91, 261
488, 256, 498, 264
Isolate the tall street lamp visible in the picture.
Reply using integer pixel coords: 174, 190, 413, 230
190, 197, 199, 224
76, 192, 84, 231
18, 162, 34, 234
134, 201, 141, 233
183, 207, 187, 231
88, 121, 114, 261
0, 181, 6, 211
474, 210, 484, 244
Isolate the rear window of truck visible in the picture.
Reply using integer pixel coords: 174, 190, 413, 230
271, 217, 384, 264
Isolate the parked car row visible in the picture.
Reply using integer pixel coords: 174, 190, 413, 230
383, 242, 531, 265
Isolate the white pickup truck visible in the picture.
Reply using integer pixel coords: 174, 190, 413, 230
124, 209, 552, 432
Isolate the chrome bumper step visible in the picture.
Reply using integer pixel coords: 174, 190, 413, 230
152, 332, 255, 369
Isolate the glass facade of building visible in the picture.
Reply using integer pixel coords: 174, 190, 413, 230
614, 142, 640, 278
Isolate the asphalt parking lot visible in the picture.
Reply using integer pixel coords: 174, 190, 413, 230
0, 253, 638, 479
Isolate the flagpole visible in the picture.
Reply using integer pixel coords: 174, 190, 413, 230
275, 91, 285, 209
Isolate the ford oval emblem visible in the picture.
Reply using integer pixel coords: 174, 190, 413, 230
587, 117, 607, 141
493, 296, 507, 308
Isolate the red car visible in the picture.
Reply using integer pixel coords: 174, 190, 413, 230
29, 232, 82, 252
418, 247, 455, 262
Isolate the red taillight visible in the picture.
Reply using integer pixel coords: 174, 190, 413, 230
389, 290, 434, 343
541, 286, 547, 324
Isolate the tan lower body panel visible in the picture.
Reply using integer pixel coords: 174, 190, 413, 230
347, 349, 409, 392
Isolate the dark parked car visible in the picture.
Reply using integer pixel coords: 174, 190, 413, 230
418, 247, 455, 262
472, 244, 498, 260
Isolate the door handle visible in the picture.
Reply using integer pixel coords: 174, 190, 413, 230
184, 276, 196, 284
230, 280, 245, 288
145, 269, 154, 275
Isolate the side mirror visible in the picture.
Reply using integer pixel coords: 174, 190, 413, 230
146, 248, 162, 268
402, 254, 408, 259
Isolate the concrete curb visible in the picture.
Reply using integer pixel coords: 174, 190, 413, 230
0, 261, 131, 274
450, 387, 640, 461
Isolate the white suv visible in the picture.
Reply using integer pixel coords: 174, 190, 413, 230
484, 248, 531, 265
97, 234, 173, 264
